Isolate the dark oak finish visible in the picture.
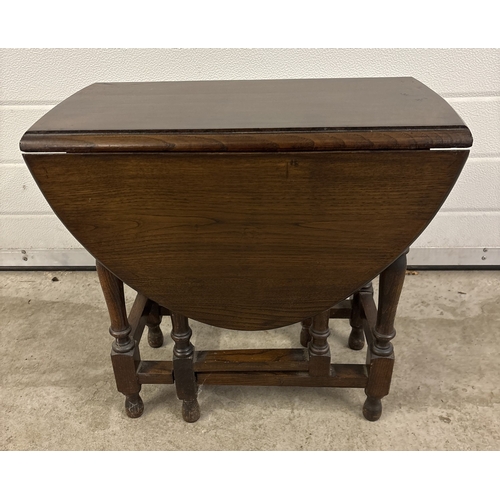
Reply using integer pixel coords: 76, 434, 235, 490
96, 261, 133, 353
196, 365, 368, 388
20, 78, 472, 422
96, 261, 144, 417
194, 349, 310, 372
348, 282, 373, 351
137, 361, 173, 385
24, 150, 468, 330
21, 78, 471, 137
300, 318, 312, 348
309, 310, 332, 377
171, 313, 200, 422
363, 252, 407, 420
19, 129, 473, 153
146, 301, 164, 348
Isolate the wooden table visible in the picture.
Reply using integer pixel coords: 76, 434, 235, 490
21, 78, 472, 422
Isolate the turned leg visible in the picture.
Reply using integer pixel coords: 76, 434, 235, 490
300, 317, 312, 347
147, 301, 164, 348
96, 260, 143, 418
309, 309, 332, 377
171, 313, 200, 423
348, 282, 373, 350
363, 252, 407, 421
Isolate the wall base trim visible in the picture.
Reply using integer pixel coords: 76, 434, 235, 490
0, 248, 95, 268
407, 247, 499, 267
1, 247, 499, 269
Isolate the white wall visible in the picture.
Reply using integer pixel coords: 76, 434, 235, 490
1, 48, 499, 266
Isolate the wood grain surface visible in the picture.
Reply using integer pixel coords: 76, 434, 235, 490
20, 78, 472, 152
19, 128, 473, 153
24, 149, 469, 330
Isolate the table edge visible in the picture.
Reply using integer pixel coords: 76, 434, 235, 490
20, 127, 473, 153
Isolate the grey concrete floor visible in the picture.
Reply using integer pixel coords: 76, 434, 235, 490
1, 270, 499, 450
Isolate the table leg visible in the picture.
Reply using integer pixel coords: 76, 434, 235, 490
309, 309, 332, 376
300, 317, 312, 347
348, 282, 373, 350
171, 313, 200, 422
363, 251, 407, 421
146, 301, 164, 348
96, 260, 143, 418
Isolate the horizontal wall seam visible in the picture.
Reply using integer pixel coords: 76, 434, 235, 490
1, 212, 56, 216
446, 95, 500, 103
0, 101, 59, 106
0, 214, 57, 219
1, 159, 33, 165
447, 154, 499, 159
443, 91, 500, 99
1, 95, 500, 107
2, 211, 500, 219
430, 211, 500, 216
2, 247, 499, 267
439, 208, 500, 213
0, 104, 54, 110
464, 157, 500, 163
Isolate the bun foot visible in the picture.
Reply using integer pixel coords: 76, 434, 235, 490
300, 318, 312, 348
363, 396, 382, 421
348, 328, 365, 350
300, 331, 311, 347
148, 325, 164, 348
182, 399, 200, 423
125, 393, 144, 418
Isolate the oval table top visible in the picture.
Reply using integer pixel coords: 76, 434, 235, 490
21, 78, 472, 330
20, 77, 472, 153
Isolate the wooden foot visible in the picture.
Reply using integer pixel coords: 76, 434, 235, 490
147, 303, 164, 348
125, 393, 144, 418
97, 260, 144, 418
363, 396, 382, 421
171, 313, 200, 422
182, 399, 201, 423
363, 252, 407, 421
348, 282, 372, 350
348, 328, 365, 350
148, 326, 164, 348
300, 317, 312, 347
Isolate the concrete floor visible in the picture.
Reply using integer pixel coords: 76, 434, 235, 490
0, 270, 499, 450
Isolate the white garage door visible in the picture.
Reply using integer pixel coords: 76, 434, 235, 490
1, 49, 499, 267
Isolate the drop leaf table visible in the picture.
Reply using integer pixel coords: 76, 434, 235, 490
21, 78, 472, 422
